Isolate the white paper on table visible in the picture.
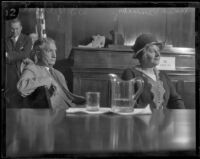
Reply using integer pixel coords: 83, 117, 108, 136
66, 104, 152, 115
112, 104, 152, 115
66, 107, 111, 115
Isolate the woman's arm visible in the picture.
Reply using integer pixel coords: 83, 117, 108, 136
163, 72, 185, 109
121, 68, 136, 80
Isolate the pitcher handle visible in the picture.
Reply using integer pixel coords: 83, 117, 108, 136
132, 77, 144, 102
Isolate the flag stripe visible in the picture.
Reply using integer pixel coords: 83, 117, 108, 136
36, 8, 47, 38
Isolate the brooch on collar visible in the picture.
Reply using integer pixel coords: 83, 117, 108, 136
20, 46, 24, 50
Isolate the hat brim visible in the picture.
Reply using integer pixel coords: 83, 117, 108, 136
133, 41, 165, 58
141, 41, 165, 50
150, 42, 165, 49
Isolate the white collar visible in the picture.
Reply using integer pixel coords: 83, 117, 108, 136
12, 35, 19, 42
11, 35, 19, 43
135, 66, 160, 81
15, 35, 19, 41
45, 67, 50, 71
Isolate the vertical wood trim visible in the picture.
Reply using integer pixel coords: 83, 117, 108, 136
64, 9, 72, 58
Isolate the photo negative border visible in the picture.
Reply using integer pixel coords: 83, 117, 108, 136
1, 1, 200, 158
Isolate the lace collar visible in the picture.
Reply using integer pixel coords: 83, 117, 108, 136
135, 66, 165, 109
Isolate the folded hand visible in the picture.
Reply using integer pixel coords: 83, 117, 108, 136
48, 79, 59, 96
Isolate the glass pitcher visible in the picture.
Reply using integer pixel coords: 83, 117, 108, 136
109, 74, 144, 113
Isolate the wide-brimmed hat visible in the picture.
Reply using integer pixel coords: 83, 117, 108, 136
132, 33, 164, 58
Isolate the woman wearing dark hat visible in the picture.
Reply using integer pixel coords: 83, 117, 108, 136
121, 33, 185, 109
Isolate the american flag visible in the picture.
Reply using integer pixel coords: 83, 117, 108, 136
36, 8, 47, 38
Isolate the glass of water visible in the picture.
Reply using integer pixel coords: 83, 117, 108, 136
86, 92, 100, 111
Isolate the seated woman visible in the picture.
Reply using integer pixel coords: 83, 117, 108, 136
17, 37, 85, 109
121, 33, 185, 109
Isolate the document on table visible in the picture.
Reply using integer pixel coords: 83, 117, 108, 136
66, 105, 152, 115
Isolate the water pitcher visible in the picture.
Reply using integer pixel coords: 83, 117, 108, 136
109, 74, 144, 113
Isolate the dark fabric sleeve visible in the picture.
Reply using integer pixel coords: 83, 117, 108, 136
6, 36, 32, 64
162, 72, 185, 109
121, 68, 136, 81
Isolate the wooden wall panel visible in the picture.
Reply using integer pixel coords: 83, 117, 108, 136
6, 8, 194, 59
45, 8, 72, 59
73, 72, 111, 107
72, 8, 195, 48
183, 82, 195, 109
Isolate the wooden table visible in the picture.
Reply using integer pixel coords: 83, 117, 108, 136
5, 108, 196, 157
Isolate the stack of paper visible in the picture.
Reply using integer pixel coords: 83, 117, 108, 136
66, 105, 152, 115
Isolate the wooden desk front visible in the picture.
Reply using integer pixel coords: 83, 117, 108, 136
6, 108, 196, 157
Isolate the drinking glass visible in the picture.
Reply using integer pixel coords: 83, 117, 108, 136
86, 92, 100, 111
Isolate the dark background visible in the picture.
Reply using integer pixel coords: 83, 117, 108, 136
4, 7, 195, 60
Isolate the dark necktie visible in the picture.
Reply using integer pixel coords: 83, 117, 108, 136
49, 67, 57, 82
49, 67, 72, 97
49, 67, 63, 89
49, 67, 74, 105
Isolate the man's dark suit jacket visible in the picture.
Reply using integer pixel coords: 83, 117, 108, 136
5, 33, 32, 107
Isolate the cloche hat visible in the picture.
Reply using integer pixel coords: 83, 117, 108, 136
132, 33, 164, 58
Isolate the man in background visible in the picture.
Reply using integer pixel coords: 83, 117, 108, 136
5, 18, 32, 107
